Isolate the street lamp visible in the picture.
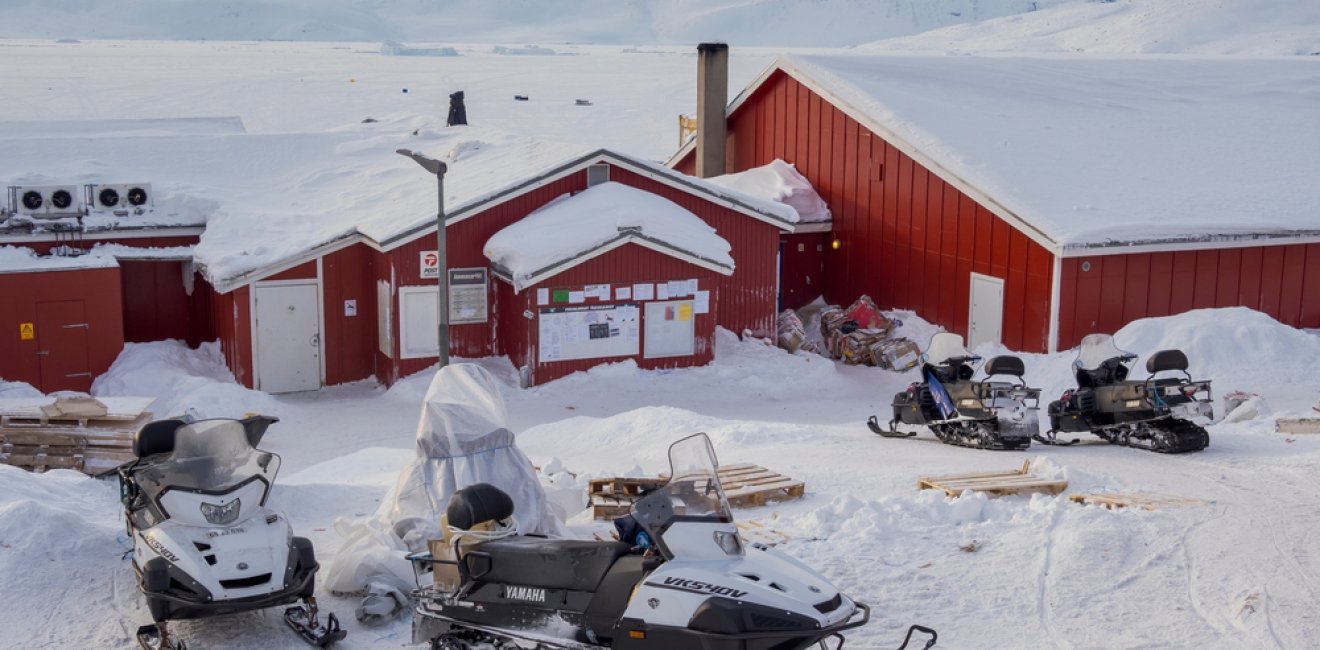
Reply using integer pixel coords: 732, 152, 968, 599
396, 148, 450, 368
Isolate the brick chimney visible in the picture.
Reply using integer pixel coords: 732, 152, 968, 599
695, 42, 728, 179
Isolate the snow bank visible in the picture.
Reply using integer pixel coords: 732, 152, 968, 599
91, 340, 278, 419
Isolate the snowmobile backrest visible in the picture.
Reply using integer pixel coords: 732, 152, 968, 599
1145, 349, 1189, 374
447, 483, 515, 531
133, 418, 186, 458
983, 355, 1025, 379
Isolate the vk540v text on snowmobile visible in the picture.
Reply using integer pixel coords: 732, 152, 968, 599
409, 433, 937, 650
118, 416, 346, 650
870, 333, 1041, 450
1036, 333, 1212, 453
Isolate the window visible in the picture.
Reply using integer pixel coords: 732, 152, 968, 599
587, 163, 610, 187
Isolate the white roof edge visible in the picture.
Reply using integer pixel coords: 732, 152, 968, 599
791, 221, 833, 234
208, 232, 363, 293
509, 233, 734, 292
1061, 231, 1320, 257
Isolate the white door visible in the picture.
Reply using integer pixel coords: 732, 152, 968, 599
254, 283, 322, 393
968, 273, 1005, 351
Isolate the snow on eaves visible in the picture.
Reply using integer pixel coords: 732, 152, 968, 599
0, 242, 193, 273
778, 53, 1320, 249
484, 181, 733, 291
705, 160, 831, 224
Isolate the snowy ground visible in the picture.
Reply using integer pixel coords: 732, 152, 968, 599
4, 307, 1320, 649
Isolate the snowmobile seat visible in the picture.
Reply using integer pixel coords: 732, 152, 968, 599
462, 537, 633, 592
447, 483, 515, 530
983, 355, 1025, 379
1146, 349, 1189, 375
133, 419, 186, 458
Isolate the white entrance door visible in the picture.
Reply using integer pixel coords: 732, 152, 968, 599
254, 282, 322, 393
968, 273, 1005, 350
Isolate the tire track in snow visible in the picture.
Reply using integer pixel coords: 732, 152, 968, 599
1035, 508, 1069, 648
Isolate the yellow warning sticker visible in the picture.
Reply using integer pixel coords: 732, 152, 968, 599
19, 322, 34, 340
678, 304, 693, 321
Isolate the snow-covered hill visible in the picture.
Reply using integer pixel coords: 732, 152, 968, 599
3, 0, 1318, 53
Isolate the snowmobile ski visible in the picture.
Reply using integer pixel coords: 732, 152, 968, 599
868, 414, 916, 438
1032, 430, 1080, 446
136, 623, 186, 650
284, 600, 347, 647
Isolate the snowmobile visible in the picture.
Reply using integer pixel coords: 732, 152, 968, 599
118, 416, 346, 649
1036, 333, 1212, 453
409, 433, 938, 650
869, 333, 1040, 450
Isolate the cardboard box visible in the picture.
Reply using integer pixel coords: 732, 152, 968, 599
871, 338, 922, 371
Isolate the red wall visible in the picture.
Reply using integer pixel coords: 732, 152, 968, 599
679, 70, 1055, 351
321, 244, 377, 385
1058, 242, 1320, 350
213, 286, 253, 388
0, 267, 124, 392
120, 261, 191, 343
504, 244, 719, 386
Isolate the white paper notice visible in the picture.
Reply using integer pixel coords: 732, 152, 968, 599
694, 290, 710, 314
686, 278, 698, 295
569, 291, 586, 304
536, 288, 549, 306
633, 283, 654, 301
667, 280, 684, 297
616, 286, 632, 300
586, 284, 610, 300
656, 284, 669, 300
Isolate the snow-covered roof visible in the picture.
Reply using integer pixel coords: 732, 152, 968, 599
0, 243, 194, 274
691, 54, 1320, 252
485, 181, 734, 291
706, 160, 831, 224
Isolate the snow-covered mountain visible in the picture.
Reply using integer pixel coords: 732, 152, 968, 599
3, 0, 1317, 53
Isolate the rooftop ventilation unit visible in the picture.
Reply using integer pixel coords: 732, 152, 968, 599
13, 185, 82, 218
88, 183, 153, 211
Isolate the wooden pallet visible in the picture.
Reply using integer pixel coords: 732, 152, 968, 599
588, 464, 805, 519
1070, 492, 1207, 511
1277, 418, 1320, 434
917, 460, 1068, 497
0, 397, 151, 475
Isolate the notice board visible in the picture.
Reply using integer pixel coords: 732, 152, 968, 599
644, 300, 695, 358
539, 303, 640, 362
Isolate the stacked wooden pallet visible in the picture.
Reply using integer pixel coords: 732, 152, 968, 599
1069, 492, 1207, 511
917, 460, 1068, 497
0, 397, 153, 475
588, 464, 805, 520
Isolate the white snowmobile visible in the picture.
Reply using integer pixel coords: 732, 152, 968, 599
409, 433, 937, 649
870, 333, 1041, 450
118, 416, 346, 649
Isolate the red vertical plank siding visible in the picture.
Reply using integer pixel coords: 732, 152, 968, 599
213, 286, 253, 388
120, 261, 191, 343
938, 184, 961, 329
907, 164, 928, 316
321, 243, 376, 385
1056, 242, 1320, 350
265, 261, 317, 281
0, 267, 125, 392
516, 245, 719, 386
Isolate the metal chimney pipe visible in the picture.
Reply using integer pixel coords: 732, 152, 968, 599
695, 42, 728, 179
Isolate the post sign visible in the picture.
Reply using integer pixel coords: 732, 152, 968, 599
419, 251, 440, 279
448, 267, 488, 324
19, 322, 34, 340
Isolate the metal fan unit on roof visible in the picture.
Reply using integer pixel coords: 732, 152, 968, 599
12, 185, 82, 218
89, 183, 152, 211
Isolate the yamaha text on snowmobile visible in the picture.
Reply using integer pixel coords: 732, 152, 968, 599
119, 416, 346, 649
1036, 333, 1212, 453
409, 433, 937, 649
870, 333, 1041, 450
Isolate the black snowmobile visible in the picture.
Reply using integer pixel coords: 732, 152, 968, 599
1036, 333, 1212, 453
119, 416, 346, 649
409, 433, 938, 650
869, 333, 1041, 450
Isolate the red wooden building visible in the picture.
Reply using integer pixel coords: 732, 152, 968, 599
670, 50, 1320, 353
198, 149, 794, 392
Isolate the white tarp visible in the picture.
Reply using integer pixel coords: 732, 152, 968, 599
324, 363, 561, 596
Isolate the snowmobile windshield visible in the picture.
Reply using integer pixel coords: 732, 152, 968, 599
135, 419, 281, 503
630, 433, 733, 546
926, 332, 978, 366
1075, 333, 1133, 370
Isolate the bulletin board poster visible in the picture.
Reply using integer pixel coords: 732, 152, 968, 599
539, 302, 640, 363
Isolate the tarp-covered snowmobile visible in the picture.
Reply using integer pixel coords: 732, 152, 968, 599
410, 433, 937, 649
870, 333, 1041, 450
1037, 333, 1212, 453
119, 416, 345, 649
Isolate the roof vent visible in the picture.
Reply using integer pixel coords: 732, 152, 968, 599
11, 185, 83, 218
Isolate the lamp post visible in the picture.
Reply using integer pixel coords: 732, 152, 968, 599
396, 148, 450, 368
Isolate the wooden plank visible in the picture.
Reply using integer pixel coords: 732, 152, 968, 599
0, 397, 155, 421
918, 461, 1065, 497
1277, 418, 1320, 434
1070, 492, 1207, 511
